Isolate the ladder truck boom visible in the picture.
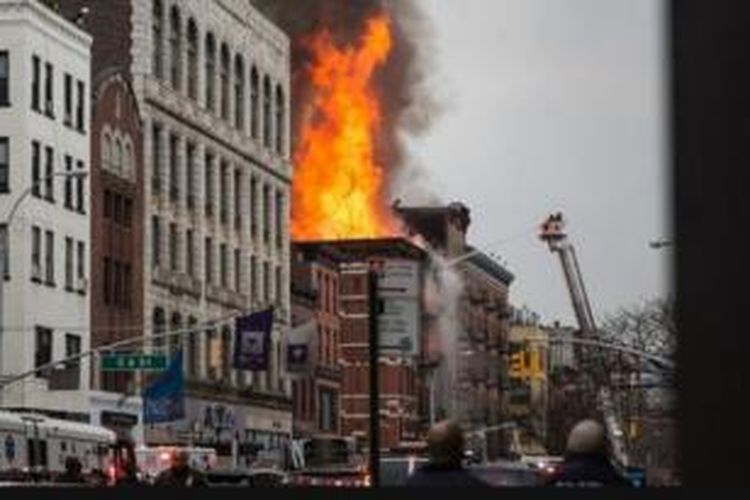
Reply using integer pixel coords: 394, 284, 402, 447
539, 212, 629, 468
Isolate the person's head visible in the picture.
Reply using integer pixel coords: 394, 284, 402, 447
426, 420, 465, 467
566, 419, 607, 456
172, 450, 190, 471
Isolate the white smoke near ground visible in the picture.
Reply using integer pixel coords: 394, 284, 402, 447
423, 252, 465, 421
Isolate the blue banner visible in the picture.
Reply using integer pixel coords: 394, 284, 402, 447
233, 309, 274, 371
143, 350, 185, 424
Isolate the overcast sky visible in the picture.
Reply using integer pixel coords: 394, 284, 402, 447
407, 0, 671, 325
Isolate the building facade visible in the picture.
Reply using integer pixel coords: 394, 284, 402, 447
395, 202, 514, 459
87, 69, 145, 444
58, 0, 293, 465
0, 0, 92, 420
290, 243, 344, 438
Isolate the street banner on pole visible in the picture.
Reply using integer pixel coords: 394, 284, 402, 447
143, 350, 185, 424
233, 308, 274, 371
285, 320, 317, 375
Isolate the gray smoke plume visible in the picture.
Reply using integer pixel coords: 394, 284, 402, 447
251, 0, 442, 206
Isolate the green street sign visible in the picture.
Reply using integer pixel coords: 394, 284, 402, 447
101, 354, 168, 372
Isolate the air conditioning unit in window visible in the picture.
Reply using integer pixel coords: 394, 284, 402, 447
76, 277, 88, 292
31, 263, 42, 281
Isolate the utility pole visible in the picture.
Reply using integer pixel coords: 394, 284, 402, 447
368, 268, 380, 488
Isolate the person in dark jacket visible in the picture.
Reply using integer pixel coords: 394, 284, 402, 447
154, 450, 208, 487
57, 457, 86, 484
547, 419, 632, 488
406, 420, 489, 487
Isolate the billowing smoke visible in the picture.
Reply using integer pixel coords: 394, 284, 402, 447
251, 0, 442, 206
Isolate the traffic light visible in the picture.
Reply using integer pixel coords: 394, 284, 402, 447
509, 352, 525, 379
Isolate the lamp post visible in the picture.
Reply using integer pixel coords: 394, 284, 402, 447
0, 170, 88, 383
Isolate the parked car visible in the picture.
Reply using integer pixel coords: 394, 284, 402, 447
205, 468, 288, 487
380, 456, 429, 486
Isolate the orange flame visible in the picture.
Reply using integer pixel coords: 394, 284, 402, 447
291, 14, 399, 241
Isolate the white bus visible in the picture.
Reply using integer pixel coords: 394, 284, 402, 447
0, 410, 116, 477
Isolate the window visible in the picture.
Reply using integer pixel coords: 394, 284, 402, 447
275, 266, 282, 307
113, 261, 121, 305
169, 222, 178, 271
220, 44, 230, 120
113, 194, 122, 224
222, 327, 232, 380
169, 134, 179, 202
44, 62, 53, 118
44, 230, 54, 285
234, 248, 241, 292
77, 241, 85, 286
123, 198, 132, 227
205, 237, 213, 284
0, 51, 8, 106
64, 73, 72, 125
263, 261, 270, 303
65, 237, 73, 290
113, 139, 122, 172
31, 55, 40, 111
64, 155, 73, 208
187, 317, 198, 377
263, 184, 271, 244
152, 0, 164, 79
250, 176, 258, 239
31, 226, 41, 281
0, 224, 9, 280
186, 229, 194, 276
204, 152, 214, 216
187, 20, 198, 100
250, 67, 259, 139
205, 33, 216, 111
220, 161, 228, 224
76, 160, 85, 212
169, 6, 181, 90
250, 255, 257, 302
0, 138, 7, 193
103, 257, 110, 304
44, 146, 53, 201
152, 216, 161, 268
31, 142, 41, 197
102, 133, 112, 168
65, 334, 81, 370
34, 326, 53, 378
263, 76, 272, 147
220, 243, 227, 288
152, 123, 162, 193
234, 169, 241, 229
124, 264, 131, 309
123, 143, 132, 174
275, 191, 284, 249
76, 80, 85, 131
186, 142, 195, 209
275, 85, 285, 155
234, 55, 245, 130
319, 388, 337, 433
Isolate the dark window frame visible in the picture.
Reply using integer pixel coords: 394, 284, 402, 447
34, 326, 53, 378
0, 51, 9, 107
0, 137, 10, 193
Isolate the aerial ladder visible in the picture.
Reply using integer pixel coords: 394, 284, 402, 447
539, 212, 629, 468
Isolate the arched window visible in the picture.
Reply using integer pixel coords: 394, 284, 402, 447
102, 132, 112, 168
262, 75, 271, 147
169, 5, 181, 90
250, 66, 259, 139
153, 307, 166, 350
275, 84, 285, 155
170, 312, 182, 356
220, 44, 230, 120
123, 142, 132, 175
152, 0, 164, 79
187, 19, 198, 100
114, 138, 123, 172
205, 32, 216, 111
234, 55, 245, 131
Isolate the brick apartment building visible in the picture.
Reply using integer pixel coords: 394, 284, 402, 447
289, 242, 344, 438
87, 69, 146, 442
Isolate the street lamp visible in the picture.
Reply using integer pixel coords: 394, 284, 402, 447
0, 170, 89, 380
